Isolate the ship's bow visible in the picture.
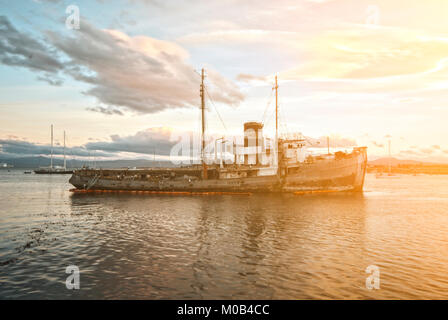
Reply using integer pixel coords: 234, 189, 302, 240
352, 147, 368, 191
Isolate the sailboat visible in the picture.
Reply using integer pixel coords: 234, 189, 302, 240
375, 139, 398, 179
34, 125, 73, 174
386, 139, 396, 177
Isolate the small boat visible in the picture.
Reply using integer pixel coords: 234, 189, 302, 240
24, 171, 32, 174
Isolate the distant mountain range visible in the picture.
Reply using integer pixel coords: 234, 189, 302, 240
368, 157, 425, 166
367, 157, 448, 174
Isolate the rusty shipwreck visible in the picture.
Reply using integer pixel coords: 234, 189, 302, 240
69, 70, 367, 194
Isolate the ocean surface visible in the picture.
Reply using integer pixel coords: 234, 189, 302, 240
1, 169, 448, 299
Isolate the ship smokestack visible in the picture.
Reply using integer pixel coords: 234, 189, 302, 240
244, 122, 263, 165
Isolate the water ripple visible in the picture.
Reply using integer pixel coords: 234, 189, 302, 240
1, 172, 448, 299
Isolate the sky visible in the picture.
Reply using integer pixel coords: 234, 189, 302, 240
1, 0, 448, 162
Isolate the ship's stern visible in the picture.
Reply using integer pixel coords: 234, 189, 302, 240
69, 170, 86, 189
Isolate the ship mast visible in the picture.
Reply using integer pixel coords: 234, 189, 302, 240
200, 68, 208, 179
63, 130, 66, 170
275, 75, 278, 144
274, 75, 279, 168
50, 124, 53, 169
388, 139, 391, 174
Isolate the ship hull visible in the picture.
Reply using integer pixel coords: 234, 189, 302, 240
69, 148, 367, 194
34, 170, 73, 174
283, 148, 367, 192
69, 173, 281, 192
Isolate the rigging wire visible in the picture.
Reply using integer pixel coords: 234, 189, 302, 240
261, 88, 274, 125
65, 134, 73, 168
193, 69, 227, 134
263, 104, 277, 129
279, 102, 290, 138
204, 84, 228, 133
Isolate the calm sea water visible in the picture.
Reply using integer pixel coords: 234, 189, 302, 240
1, 169, 448, 299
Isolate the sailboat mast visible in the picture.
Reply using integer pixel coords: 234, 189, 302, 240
200, 68, 207, 179
274, 75, 279, 169
388, 139, 391, 174
50, 124, 53, 169
275, 75, 278, 143
63, 131, 66, 170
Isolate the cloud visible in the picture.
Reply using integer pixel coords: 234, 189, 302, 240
33, 0, 62, 3
0, 127, 178, 158
371, 141, 384, 148
86, 106, 124, 116
0, 17, 244, 114
0, 16, 63, 73
36, 73, 64, 86
305, 135, 357, 148
400, 150, 420, 156
179, 11, 448, 96
0, 139, 113, 158
236, 73, 268, 83
419, 148, 434, 155
84, 127, 178, 156
398, 146, 448, 162
282, 26, 438, 80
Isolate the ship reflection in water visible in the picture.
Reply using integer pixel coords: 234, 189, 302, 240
1, 171, 448, 299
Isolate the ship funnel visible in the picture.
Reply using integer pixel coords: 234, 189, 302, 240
244, 122, 263, 165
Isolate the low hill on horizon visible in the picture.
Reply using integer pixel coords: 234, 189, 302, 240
368, 157, 425, 166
